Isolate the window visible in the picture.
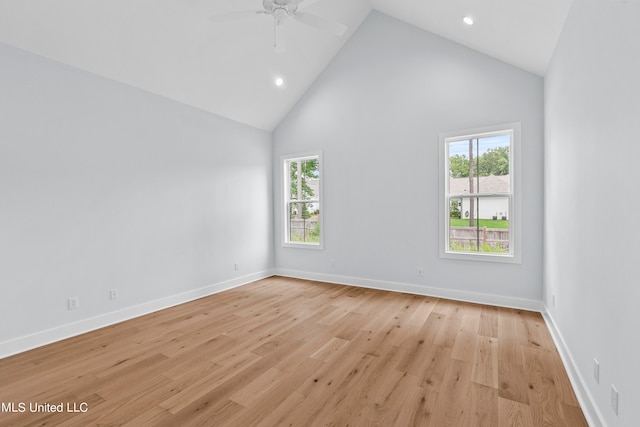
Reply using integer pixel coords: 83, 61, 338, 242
439, 123, 521, 263
282, 152, 323, 248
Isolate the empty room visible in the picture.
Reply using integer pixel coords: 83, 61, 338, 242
1, 0, 638, 426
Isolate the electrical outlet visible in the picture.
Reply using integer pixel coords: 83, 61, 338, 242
611, 385, 619, 415
67, 297, 79, 310
234, 262, 239, 272
110, 289, 119, 300
552, 294, 556, 307
417, 267, 424, 277
593, 358, 599, 384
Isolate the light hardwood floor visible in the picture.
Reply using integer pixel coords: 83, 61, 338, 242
0, 276, 587, 426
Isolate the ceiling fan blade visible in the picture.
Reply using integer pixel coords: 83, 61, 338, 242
275, 20, 286, 53
209, 10, 266, 24
294, 12, 347, 37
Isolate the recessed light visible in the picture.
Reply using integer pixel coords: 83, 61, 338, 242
463, 16, 474, 26
275, 77, 284, 87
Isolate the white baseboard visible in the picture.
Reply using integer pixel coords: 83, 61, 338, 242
0, 269, 275, 359
542, 308, 605, 427
274, 268, 544, 312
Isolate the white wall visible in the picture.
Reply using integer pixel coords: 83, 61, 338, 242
544, 0, 640, 425
273, 11, 544, 305
0, 43, 273, 353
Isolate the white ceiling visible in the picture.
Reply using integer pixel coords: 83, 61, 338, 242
0, 0, 573, 131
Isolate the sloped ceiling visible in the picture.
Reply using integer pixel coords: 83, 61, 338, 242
0, 0, 572, 131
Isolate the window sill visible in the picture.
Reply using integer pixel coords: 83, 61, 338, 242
282, 242, 324, 250
440, 250, 521, 264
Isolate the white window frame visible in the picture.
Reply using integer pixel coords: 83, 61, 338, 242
282, 151, 324, 249
439, 123, 521, 263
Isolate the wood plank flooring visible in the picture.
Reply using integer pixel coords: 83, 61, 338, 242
0, 276, 587, 426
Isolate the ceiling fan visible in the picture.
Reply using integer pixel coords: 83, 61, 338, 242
209, 0, 348, 53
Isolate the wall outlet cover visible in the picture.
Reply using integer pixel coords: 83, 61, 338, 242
67, 297, 79, 310
611, 385, 619, 415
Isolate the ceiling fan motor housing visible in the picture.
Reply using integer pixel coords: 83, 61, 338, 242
264, 0, 299, 16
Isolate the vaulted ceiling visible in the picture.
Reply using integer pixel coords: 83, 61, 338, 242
0, 0, 573, 131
